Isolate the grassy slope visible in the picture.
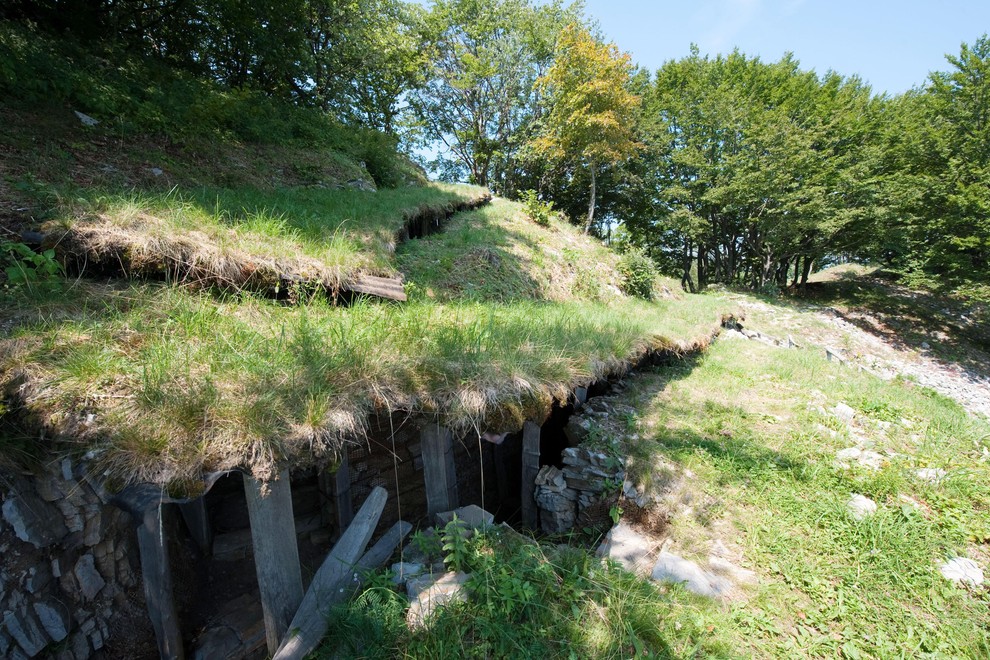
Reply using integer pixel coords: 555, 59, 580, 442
2, 164, 723, 485
318, 280, 990, 658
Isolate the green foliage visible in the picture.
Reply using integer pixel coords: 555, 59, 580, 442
617, 247, 658, 299
529, 23, 641, 232
520, 189, 557, 227
1, 240, 62, 289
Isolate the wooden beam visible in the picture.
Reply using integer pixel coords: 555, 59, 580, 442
343, 275, 407, 301
178, 498, 212, 556
136, 503, 185, 660
421, 423, 458, 516
521, 421, 541, 529
244, 470, 304, 655
273, 487, 389, 660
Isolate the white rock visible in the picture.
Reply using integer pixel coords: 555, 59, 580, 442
916, 468, 947, 484
149, 167, 164, 177
847, 494, 878, 520
832, 402, 856, 424
74, 110, 99, 126
651, 551, 732, 598
706, 556, 757, 584
597, 522, 658, 577
940, 558, 984, 586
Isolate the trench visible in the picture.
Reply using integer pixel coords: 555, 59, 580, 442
118, 334, 718, 658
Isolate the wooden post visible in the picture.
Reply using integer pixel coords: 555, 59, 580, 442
272, 487, 389, 660
318, 454, 353, 536
178, 498, 212, 556
421, 423, 458, 516
244, 469, 304, 655
521, 421, 541, 529
136, 503, 185, 660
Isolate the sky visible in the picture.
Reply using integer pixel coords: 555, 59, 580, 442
580, 0, 990, 95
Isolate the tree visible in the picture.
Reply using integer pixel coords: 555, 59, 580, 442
528, 23, 640, 234
409, 0, 584, 191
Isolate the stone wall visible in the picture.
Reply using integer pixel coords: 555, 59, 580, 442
1, 460, 144, 659
534, 446, 624, 534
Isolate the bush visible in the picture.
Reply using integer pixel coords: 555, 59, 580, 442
617, 247, 659, 299
520, 190, 557, 227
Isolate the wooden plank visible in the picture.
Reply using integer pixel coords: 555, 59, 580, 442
136, 503, 185, 660
421, 423, 457, 516
244, 470, 304, 655
521, 421, 541, 529
178, 498, 212, 556
273, 487, 389, 660
333, 453, 354, 534
343, 275, 407, 301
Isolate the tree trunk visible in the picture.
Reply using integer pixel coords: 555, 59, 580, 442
584, 166, 596, 235
800, 256, 814, 287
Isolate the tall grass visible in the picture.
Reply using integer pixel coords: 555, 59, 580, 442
0, 283, 724, 483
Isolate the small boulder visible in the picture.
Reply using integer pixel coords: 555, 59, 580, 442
651, 551, 731, 598
3, 491, 68, 548
940, 558, 983, 586
916, 468, 947, 484
832, 402, 856, 424
406, 572, 470, 629
597, 522, 658, 577
74, 110, 99, 126
847, 494, 878, 520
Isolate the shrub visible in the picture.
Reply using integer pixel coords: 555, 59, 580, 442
617, 247, 659, 299
520, 190, 556, 227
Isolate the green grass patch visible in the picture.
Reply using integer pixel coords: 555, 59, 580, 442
617, 292, 990, 657
0, 282, 724, 483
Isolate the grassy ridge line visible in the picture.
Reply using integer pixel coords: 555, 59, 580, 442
43, 184, 490, 295
0, 284, 725, 485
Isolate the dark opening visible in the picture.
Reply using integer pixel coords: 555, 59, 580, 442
539, 400, 575, 468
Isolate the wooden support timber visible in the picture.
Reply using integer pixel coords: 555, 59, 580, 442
421, 423, 458, 516
273, 486, 389, 660
244, 469, 304, 655
136, 503, 185, 660
521, 421, 541, 529
178, 498, 212, 556
343, 274, 407, 301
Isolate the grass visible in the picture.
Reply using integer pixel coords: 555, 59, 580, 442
616, 290, 990, 657
41, 183, 489, 294
399, 198, 624, 303
0, 279, 724, 484
315, 522, 729, 659
312, 286, 990, 658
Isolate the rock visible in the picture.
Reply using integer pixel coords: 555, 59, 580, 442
32, 602, 71, 643
706, 556, 757, 584
847, 494, 878, 520
916, 468, 947, 484
390, 562, 424, 585
406, 572, 469, 629
73, 555, 106, 600
832, 402, 856, 424
82, 509, 103, 547
651, 551, 731, 598
346, 179, 377, 192
825, 347, 847, 364
563, 416, 593, 446
597, 522, 657, 577
3, 492, 68, 548
920, 341, 931, 350
24, 564, 52, 594
434, 505, 494, 532
73, 110, 99, 126
834, 447, 884, 471
3, 609, 50, 657
149, 167, 164, 177
940, 558, 983, 586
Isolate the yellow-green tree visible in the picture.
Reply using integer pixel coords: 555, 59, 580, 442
530, 24, 640, 233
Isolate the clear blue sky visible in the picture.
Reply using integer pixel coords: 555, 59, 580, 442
580, 0, 990, 95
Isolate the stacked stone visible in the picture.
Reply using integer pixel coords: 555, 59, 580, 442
533, 467, 577, 533
1, 459, 139, 659
534, 447, 624, 534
